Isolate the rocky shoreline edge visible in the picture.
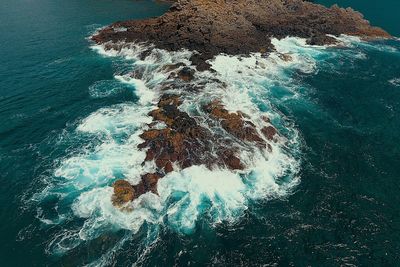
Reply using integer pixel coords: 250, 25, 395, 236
90, 0, 390, 209
93, 0, 390, 71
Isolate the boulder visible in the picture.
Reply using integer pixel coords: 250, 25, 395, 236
112, 180, 135, 206
261, 126, 277, 140
177, 67, 195, 81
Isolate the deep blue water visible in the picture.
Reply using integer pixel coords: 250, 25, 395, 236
1, 0, 400, 266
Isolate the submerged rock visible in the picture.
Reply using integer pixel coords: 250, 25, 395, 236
278, 53, 293, 62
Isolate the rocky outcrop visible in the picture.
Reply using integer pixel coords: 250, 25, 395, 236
204, 101, 266, 145
92, 0, 390, 70
99, 0, 390, 207
112, 90, 277, 204
112, 180, 135, 206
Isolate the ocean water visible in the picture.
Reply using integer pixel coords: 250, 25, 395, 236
1, 0, 400, 266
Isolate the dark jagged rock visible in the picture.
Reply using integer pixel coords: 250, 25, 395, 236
261, 126, 278, 141
92, 0, 390, 70
177, 67, 195, 81
133, 173, 161, 196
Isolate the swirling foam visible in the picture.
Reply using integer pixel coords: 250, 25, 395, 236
33, 36, 373, 264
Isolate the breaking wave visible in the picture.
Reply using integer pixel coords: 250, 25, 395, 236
389, 78, 400, 87
28, 34, 387, 265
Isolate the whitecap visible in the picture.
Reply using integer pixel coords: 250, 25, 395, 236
88, 79, 128, 98
114, 75, 157, 105
389, 78, 400, 87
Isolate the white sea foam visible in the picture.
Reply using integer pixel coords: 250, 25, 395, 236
91, 42, 149, 60
389, 78, 400, 87
36, 36, 354, 263
114, 75, 157, 105
113, 26, 128, 32
71, 38, 306, 231
72, 187, 163, 235
334, 34, 399, 54
88, 79, 127, 98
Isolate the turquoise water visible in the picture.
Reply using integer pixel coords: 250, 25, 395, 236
1, 0, 400, 266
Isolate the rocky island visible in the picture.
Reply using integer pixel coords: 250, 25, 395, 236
93, 0, 389, 70
91, 0, 390, 208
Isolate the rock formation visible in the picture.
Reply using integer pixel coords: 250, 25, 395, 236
92, 0, 390, 207
113, 88, 275, 206
92, 0, 390, 70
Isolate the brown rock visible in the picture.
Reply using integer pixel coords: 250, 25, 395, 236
164, 161, 174, 173
222, 153, 244, 170
133, 173, 162, 196
261, 126, 277, 140
177, 67, 195, 81
112, 180, 135, 206
158, 94, 182, 107
144, 148, 156, 161
204, 101, 265, 144
140, 129, 160, 140
92, 0, 390, 69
